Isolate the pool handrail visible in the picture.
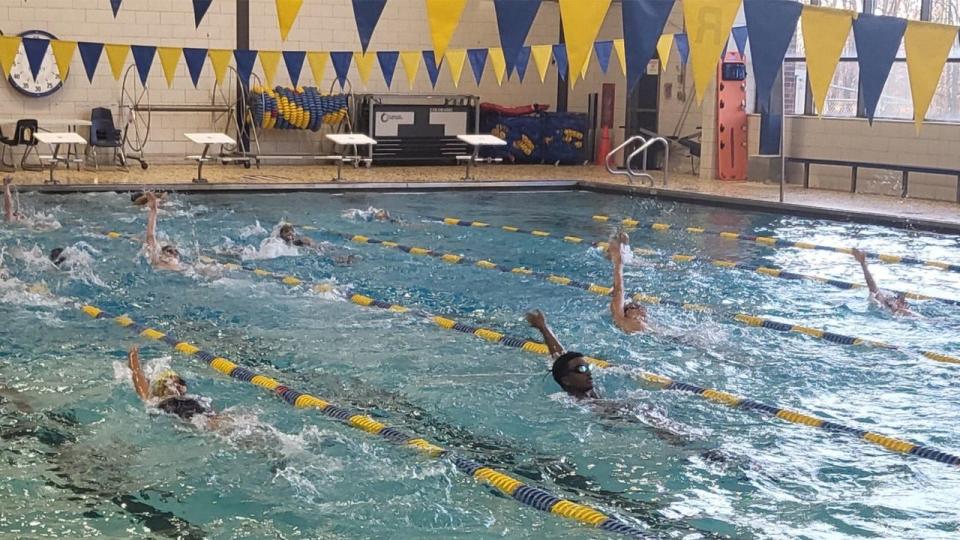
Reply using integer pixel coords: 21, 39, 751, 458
625, 137, 670, 188
605, 135, 655, 186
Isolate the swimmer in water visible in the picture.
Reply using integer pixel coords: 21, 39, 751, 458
608, 231, 651, 334
128, 345, 214, 422
525, 309, 599, 399
342, 207, 395, 223
278, 223, 318, 249
852, 248, 914, 316
137, 191, 184, 272
4, 176, 22, 223
49, 247, 67, 268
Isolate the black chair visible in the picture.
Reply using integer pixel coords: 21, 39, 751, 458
0, 119, 41, 171
87, 107, 126, 169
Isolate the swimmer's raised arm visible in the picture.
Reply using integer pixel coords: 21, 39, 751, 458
128, 346, 151, 402
3, 176, 15, 223
526, 309, 565, 358
609, 232, 628, 320
852, 249, 879, 295
144, 192, 161, 264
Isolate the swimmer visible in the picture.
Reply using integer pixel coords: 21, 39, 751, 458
128, 345, 215, 422
342, 207, 395, 223
608, 231, 651, 333
4, 175, 21, 223
526, 309, 599, 399
49, 247, 67, 267
852, 248, 914, 316
278, 223, 318, 249
140, 191, 184, 272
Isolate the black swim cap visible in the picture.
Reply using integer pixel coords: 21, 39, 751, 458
551, 351, 585, 387
49, 248, 66, 266
131, 191, 148, 205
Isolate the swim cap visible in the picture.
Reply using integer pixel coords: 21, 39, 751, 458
152, 369, 181, 397
131, 191, 148, 205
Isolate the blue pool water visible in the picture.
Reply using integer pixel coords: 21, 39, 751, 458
1, 189, 959, 539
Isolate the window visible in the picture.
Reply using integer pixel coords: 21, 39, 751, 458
784, 62, 807, 115
821, 62, 859, 116
927, 63, 960, 122
873, 0, 922, 18
930, 0, 960, 24
874, 63, 913, 119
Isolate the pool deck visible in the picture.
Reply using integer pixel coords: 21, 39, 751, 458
10, 163, 959, 233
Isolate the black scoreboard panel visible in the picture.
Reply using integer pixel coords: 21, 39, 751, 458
357, 95, 478, 165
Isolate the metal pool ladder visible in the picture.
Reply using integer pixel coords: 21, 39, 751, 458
604, 135, 670, 187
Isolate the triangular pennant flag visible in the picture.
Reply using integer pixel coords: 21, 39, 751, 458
330, 51, 353, 88
683, 0, 742, 103
157, 47, 181, 88
110, 0, 122, 17
580, 48, 592, 79
183, 47, 208, 87
307, 51, 328, 85
674, 33, 689, 65
352, 0, 388, 53
377, 50, 399, 87
51, 40, 77, 80
77, 41, 103, 83
559, 0, 612, 86
104, 44, 130, 81
354, 51, 377, 87
613, 39, 626, 76
400, 50, 421, 89
234, 49, 258, 86
130, 45, 156, 86
493, 0, 541, 77
514, 46, 531, 82
732, 26, 749, 56
0, 37, 22, 79
192, 0, 213, 27
904, 21, 958, 132
22, 38, 50, 81
552, 44, 568, 80
489, 47, 506, 86
801, 5, 855, 116
425, 0, 468, 61
853, 14, 907, 123
467, 48, 487, 85
208, 49, 232, 85
531, 44, 552, 82
744, 0, 802, 112
657, 34, 674, 68
422, 50, 442, 88
445, 49, 466, 87
283, 50, 306, 87
594, 40, 613, 75
259, 50, 282, 87
275, 0, 304, 41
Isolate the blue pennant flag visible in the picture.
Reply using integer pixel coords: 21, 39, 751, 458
744, 0, 802, 112
377, 51, 399, 87
192, 0, 213, 27
732, 26, 749, 57
514, 46, 531, 82
552, 44, 568, 80
422, 50, 442, 88
493, 0, 541, 76
675, 33, 689, 65
78, 41, 104, 83
130, 45, 156, 86
594, 40, 613, 74
330, 51, 353, 88
621, 0, 674, 89
352, 0, 388, 53
467, 48, 488, 85
110, 0, 122, 17
283, 50, 306, 87
853, 14, 907, 123
21, 38, 50, 81
234, 49, 258, 86
182, 47, 207, 87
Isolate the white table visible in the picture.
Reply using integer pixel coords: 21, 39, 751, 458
34, 132, 87, 184
0, 119, 93, 171
456, 134, 506, 180
185, 132, 239, 184
324, 133, 377, 181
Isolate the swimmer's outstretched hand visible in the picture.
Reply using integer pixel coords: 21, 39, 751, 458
851, 248, 867, 264
128, 345, 141, 370
525, 309, 547, 329
3, 176, 12, 186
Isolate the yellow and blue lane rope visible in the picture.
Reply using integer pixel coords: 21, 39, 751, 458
78, 304, 652, 539
333, 230, 960, 366
591, 214, 960, 273
431, 215, 960, 307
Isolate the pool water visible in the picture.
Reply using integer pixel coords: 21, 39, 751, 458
1, 189, 959, 539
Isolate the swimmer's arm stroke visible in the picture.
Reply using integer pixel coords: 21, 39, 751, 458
609, 236, 628, 324
525, 309, 565, 357
144, 192, 161, 265
128, 346, 151, 402
3, 176, 14, 223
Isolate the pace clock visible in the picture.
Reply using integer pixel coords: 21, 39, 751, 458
7, 30, 63, 98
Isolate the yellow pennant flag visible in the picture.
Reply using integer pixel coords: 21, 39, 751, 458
489, 47, 506, 86
801, 5, 855, 116
51, 40, 77, 80
307, 51, 328, 85
0, 36, 21, 79
400, 50, 421, 90
157, 47, 181, 88
530, 44, 552, 83
559, 0, 611, 86
104, 43, 130, 81
354, 51, 377, 87
208, 49, 233, 85
904, 20, 957, 133
657, 34, 674, 70
683, 0, 742, 104
445, 49, 467, 88
425, 0, 468, 61
275, 0, 304, 41
259, 50, 281, 87
613, 39, 626, 76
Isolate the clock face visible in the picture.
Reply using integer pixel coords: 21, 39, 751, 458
8, 30, 63, 98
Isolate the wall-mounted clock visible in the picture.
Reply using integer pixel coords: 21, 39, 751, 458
7, 30, 64, 98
